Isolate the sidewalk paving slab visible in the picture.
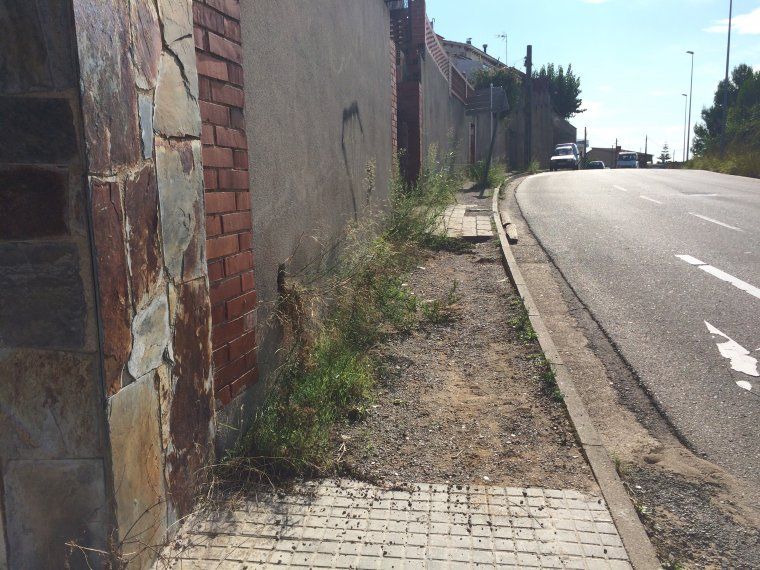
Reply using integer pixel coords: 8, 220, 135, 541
440, 204, 493, 241
159, 479, 632, 569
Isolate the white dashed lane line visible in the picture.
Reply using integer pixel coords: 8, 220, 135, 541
688, 212, 744, 232
676, 255, 760, 300
613, 185, 629, 192
639, 195, 662, 204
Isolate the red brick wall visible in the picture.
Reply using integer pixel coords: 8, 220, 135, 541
395, 0, 426, 181
193, 0, 257, 406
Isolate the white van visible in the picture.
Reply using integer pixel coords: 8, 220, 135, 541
617, 152, 639, 169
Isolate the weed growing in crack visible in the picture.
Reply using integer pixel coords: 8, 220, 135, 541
541, 363, 564, 403
509, 295, 537, 342
612, 454, 630, 477
528, 353, 563, 402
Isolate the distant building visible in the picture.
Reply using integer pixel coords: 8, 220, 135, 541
438, 35, 578, 169
586, 147, 653, 168
439, 37, 507, 81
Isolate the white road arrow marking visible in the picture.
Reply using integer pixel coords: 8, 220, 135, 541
704, 322, 758, 391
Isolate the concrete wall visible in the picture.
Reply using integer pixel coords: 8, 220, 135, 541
508, 86, 562, 170
473, 111, 509, 169
240, 0, 394, 395
421, 56, 469, 169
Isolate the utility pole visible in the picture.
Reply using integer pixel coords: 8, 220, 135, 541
721, 0, 733, 157
645, 134, 648, 161
614, 138, 618, 168
681, 93, 688, 162
686, 50, 694, 161
584, 127, 587, 161
490, 82, 493, 143
524, 45, 533, 168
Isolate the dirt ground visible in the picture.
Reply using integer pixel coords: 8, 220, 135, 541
336, 238, 597, 494
502, 176, 760, 569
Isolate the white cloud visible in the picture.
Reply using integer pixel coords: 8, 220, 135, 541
705, 6, 760, 35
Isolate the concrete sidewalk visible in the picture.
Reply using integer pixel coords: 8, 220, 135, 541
159, 479, 632, 569
439, 204, 493, 241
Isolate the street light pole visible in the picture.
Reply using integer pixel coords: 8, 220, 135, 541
682, 93, 688, 162
686, 51, 694, 162
721, 0, 733, 156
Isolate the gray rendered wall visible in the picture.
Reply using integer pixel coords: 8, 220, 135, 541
240, 0, 393, 388
474, 111, 508, 168
421, 57, 468, 169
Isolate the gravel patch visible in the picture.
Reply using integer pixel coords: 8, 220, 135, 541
336, 240, 596, 493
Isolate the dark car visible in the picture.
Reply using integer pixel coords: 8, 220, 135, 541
587, 160, 606, 169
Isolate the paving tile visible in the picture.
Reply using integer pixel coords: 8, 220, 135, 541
159, 479, 632, 569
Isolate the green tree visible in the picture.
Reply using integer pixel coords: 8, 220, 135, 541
533, 63, 585, 118
471, 66, 523, 114
692, 64, 759, 155
658, 143, 672, 164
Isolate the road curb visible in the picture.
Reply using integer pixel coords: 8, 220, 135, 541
491, 176, 662, 570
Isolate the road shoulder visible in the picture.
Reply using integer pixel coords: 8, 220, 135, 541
493, 177, 661, 570
499, 175, 760, 569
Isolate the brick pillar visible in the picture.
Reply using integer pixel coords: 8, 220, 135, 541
193, 0, 258, 408
394, 0, 425, 182
391, 39, 398, 156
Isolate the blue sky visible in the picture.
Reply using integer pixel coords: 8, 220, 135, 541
428, 0, 760, 159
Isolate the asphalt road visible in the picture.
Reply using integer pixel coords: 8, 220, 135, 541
516, 168, 760, 486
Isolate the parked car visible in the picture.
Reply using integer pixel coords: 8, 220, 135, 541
617, 152, 639, 168
587, 160, 606, 169
549, 145, 580, 171
555, 142, 579, 154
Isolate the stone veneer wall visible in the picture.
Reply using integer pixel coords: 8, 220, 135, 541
192, 0, 259, 412
0, 1, 108, 567
73, 0, 214, 565
1, 0, 214, 568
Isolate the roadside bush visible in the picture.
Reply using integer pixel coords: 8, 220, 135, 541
466, 160, 507, 189
689, 150, 760, 179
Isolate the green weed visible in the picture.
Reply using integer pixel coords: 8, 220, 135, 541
526, 351, 563, 402
229, 152, 465, 478
509, 296, 537, 342
467, 160, 507, 189
421, 281, 460, 325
